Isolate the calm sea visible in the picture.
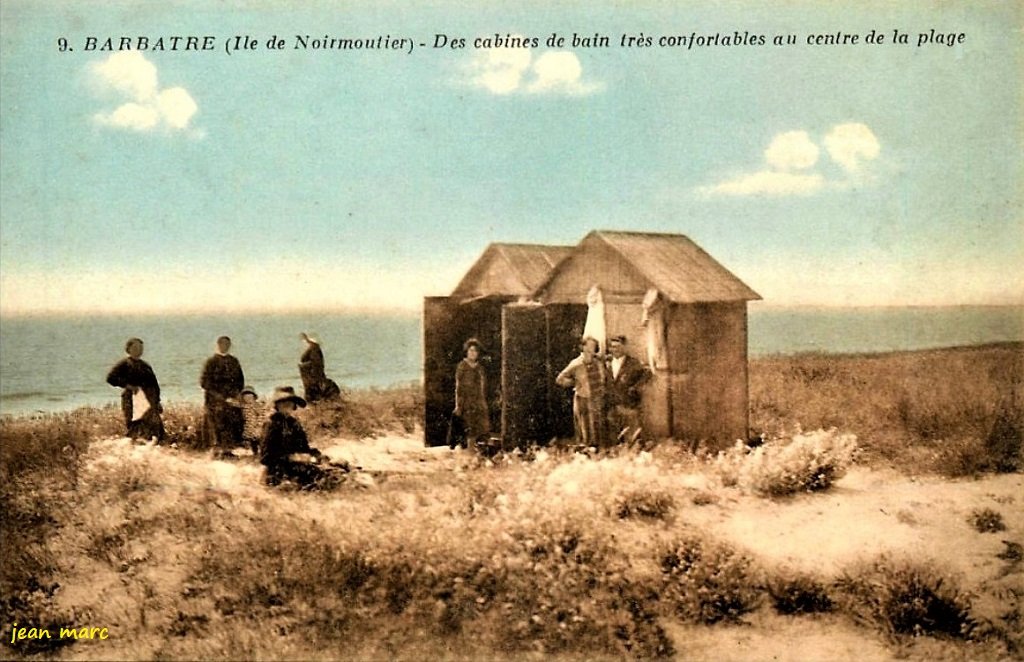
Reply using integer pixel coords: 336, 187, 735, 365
0, 306, 1020, 416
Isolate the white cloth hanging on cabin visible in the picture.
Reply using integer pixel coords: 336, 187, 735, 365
582, 285, 607, 353
642, 288, 668, 370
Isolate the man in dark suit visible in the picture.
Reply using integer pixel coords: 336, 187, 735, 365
605, 335, 649, 445
200, 335, 245, 453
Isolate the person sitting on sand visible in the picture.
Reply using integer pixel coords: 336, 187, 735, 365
239, 386, 264, 455
260, 386, 335, 488
106, 337, 165, 442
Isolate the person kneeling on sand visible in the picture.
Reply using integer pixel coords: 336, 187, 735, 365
260, 386, 345, 488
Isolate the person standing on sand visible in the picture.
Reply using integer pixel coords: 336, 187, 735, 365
239, 386, 265, 455
106, 337, 165, 442
605, 335, 649, 445
453, 338, 491, 449
298, 332, 341, 403
556, 336, 607, 449
200, 336, 245, 453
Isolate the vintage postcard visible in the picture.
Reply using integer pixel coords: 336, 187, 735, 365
1, 1, 1021, 660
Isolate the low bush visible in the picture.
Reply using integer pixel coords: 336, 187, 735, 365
612, 488, 675, 521
767, 572, 834, 615
658, 535, 761, 624
835, 556, 978, 640
711, 428, 858, 497
301, 385, 423, 439
968, 508, 1007, 533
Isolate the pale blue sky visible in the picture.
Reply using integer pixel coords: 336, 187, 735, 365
1, 0, 1021, 313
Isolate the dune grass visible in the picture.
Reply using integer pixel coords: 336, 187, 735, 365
749, 342, 1023, 476
1, 343, 1021, 659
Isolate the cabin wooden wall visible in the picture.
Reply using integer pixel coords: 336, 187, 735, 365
423, 297, 458, 446
544, 303, 588, 441
603, 303, 645, 354
501, 303, 549, 447
665, 302, 749, 447
540, 237, 649, 304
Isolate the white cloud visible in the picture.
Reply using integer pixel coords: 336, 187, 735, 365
90, 52, 198, 133
96, 101, 160, 131
467, 47, 532, 95
764, 131, 819, 171
700, 170, 825, 197
90, 51, 158, 101
464, 46, 602, 96
526, 51, 603, 95
155, 87, 198, 129
701, 123, 881, 197
824, 122, 881, 172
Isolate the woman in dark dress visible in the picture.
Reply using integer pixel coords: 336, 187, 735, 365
298, 333, 340, 402
199, 335, 245, 452
453, 338, 491, 447
106, 337, 165, 442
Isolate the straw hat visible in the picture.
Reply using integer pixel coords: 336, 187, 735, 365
271, 386, 306, 408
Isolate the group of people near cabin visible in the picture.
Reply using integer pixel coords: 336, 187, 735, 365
106, 329, 651, 488
450, 333, 650, 450
106, 333, 343, 488
557, 334, 650, 448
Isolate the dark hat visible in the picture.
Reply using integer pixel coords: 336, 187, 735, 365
241, 385, 257, 398
609, 335, 627, 344
463, 337, 486, 354
271, 386, 306, 408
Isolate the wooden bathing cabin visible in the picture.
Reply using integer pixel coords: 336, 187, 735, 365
422, 230, 760, 449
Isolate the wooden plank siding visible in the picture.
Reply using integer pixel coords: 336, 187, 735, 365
538, 235, 652, 304
666, 302, 749, 447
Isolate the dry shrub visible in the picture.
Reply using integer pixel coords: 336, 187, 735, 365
712, 429, 858, 497
658, 535, 761, 624
301, 385, 423, 438
835, 556, 978, 640
767, 571, 834, 615
968, 508, 1007, 533
613, 488, 675, 521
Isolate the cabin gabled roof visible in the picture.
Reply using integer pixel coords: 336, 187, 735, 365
451, 243, 573, 301
535, 230, 761, 303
